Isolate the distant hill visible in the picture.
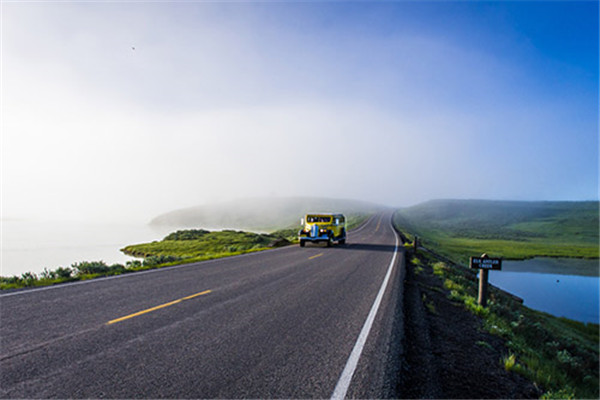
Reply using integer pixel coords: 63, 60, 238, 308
397, 199, 599, 242
150, 196, 383, 231
394, 199, 599, 260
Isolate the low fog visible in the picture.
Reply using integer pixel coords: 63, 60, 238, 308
2, 2, 597, 223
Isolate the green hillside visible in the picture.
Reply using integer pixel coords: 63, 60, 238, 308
150, 196, 382, 231
394, 200, 599, 262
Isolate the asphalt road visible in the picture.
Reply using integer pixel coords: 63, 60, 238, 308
0, 212, 406, 399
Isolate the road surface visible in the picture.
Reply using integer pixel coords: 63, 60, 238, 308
1, 212, 405, 398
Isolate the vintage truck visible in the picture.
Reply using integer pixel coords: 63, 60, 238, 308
298, 213, 346, 247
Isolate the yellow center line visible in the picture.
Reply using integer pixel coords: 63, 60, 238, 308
375, 218, 382, 232
309, 253, 324, 260
107, 289, 212, 325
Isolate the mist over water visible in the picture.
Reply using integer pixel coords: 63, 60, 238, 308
1, 220, 174, 277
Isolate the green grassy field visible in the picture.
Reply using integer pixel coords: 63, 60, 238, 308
394, 200, 599, 263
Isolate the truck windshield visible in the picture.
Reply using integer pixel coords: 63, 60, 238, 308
307, 216, 331, 223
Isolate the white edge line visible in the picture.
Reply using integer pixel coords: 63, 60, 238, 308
331, 218, 400, 400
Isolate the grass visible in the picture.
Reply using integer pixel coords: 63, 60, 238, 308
410, 249, 599, 399
503, 353, 518, 372
394, 200, 599, 263
122, 230, 284, 259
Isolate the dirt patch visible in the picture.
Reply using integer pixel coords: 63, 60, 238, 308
398, 255, 541, 399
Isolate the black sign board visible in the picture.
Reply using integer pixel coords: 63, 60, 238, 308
470, 257, 502, 270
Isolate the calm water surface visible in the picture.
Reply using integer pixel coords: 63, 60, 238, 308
1, 220, 175, 277
489, 258, 600, 324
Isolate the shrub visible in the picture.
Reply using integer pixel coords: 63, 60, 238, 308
72, 261, 110, 275
126, 260, 142, 268
164, 229, 210, 241
1, 276, 21, 285
40, 268, 56, 280
143, 255, 181, 267
20, 272, 38, 286
55, 267, 73, 279
108, 264, 126, 274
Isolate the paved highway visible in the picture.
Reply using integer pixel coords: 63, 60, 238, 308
0, 212, 405, 398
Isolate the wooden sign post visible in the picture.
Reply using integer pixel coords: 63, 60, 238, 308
469, 254, 502, 307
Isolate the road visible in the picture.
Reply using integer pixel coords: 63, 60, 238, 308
0, 212, 406, 399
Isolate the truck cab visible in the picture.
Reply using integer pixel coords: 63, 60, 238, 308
298, 213, 346, 247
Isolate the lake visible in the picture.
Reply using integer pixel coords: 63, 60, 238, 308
1, 220, 176, 277
488, 258, 600, 324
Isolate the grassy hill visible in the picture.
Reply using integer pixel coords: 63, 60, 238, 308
150, 196, 383, 231
394, 200, 599, 262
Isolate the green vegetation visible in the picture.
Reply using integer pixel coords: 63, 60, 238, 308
122, 229, 288, 261
1, 213, 371, 290
394, 200, 599, 263
409, 249, 599, 399
1, 260, 146, 290
503, 353, 518, 372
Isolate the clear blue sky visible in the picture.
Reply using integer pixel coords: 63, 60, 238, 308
2, 1, 598, 222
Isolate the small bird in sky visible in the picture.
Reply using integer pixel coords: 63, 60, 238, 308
132, 46, 136, 51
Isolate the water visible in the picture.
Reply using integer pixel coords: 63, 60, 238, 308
489, 258, 600, 324
1, 220, 175, 277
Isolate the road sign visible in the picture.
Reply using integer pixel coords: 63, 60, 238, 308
470, 254, 502, 307
470, 256, 502, 270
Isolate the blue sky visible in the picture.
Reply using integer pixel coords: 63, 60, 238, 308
1, 1, 598, 222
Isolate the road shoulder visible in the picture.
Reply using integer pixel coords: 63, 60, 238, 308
399, 251, 540, 399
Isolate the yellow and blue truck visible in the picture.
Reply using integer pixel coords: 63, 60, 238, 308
298, 213, 346, 247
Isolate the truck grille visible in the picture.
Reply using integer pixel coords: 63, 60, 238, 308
311, 225, 318, 237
